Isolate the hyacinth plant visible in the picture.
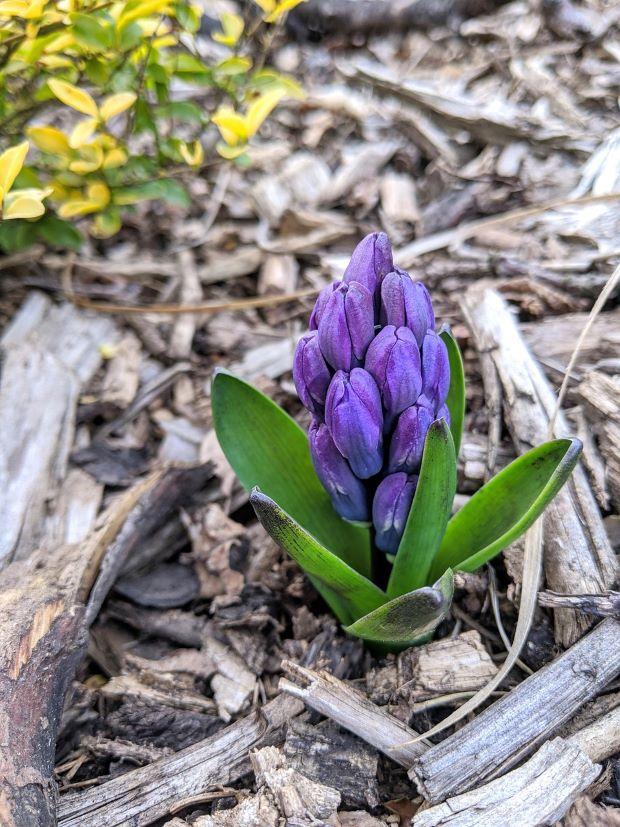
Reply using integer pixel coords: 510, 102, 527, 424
213, 233, 582, 651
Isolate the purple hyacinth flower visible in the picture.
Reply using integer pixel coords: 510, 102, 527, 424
325, 368, 383, 479
372, 472, 418, 555
309, 281, 340, 331
309, 420, 368, 522
365, 325, 422, 426
293, 331, 331, 418
437, 403, 451, 425
419, 330, 450, 412
343, 232, 393, 295
380, 269, 435, 346
388, 402, 434, 474
318, 281, 375, 371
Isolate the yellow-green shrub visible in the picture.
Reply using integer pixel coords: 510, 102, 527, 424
0, 0, 304, 250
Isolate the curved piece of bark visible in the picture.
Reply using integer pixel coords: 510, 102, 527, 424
460, 284, 618, 646
0, 466, 213, 826
287, 0, 509, 38
410, 618, 620, 804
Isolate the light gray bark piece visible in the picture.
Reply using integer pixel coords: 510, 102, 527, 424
57, 694, 303, 827
412, 739, 600, 827
410, 618, 620, 804
460, 284, 618, 645
280, 660, 428, 766
0, 293, 117, 567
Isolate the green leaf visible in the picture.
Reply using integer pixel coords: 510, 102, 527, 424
156, 101, 204, 123
387, 420, 456, 598
36, 214, 83, 250
0, 220, 39, 253
70, 13, 114, 50
429, 438, 582, 580
440, 328, 465, 458
212, 370, 372, 577
250, 490, 386, 625
114, 179, 190, 208
345, 569, 454, 648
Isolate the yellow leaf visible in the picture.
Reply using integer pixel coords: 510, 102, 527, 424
211, 107, 249, 146
179, 140, 203, 167
3, 187, 51, 219
212, 12, 243, 47
0, 141, 29, 195
216, 141, 247, 160
264, 0, 305, 23
117, 0, 170, 30
69, 118, 98, 149
0, 0, 45, 18
245, 89, 284, 137
99, 92, 136, 122
69, 143, 104, 174
253, 0, 274, 12
43, 31, 74, 52
58, 182, 109, 217
48, 78, 98, 117
39, 55, 75, 69
153, 34, 176, 48
0, 0, 29, 15
102, 147, 128, 168
27, 125, 70, 155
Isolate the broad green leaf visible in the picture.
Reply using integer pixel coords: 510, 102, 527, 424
212, 370, 372, 577
388, 420, 456, 598
70, 13, 114, 50
345, 570, 454, 648
440, 328, 465, 458
429, 438, 582, 580
250, 490, 386, 625
114, 179, 190, 208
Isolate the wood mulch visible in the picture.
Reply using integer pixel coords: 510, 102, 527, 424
0, 0, 619, 824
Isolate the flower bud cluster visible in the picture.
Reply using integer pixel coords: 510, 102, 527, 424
293, 233, 450, 554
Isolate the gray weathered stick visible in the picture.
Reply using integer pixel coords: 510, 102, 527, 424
461, 285, 618, 646
58, 694, 302, 827
412, 738, 600, 827
413, 701, 620, 825
410, 618, 620, 803
280, 660, 427, 766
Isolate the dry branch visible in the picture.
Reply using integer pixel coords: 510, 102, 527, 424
413, 702, 620, 825
412, 738, 600, 827
460, 284, 618, 645
57, 694, 303, 827
279, 661, 427, 766
0, 466, 212, 826
410, 618, 620, 803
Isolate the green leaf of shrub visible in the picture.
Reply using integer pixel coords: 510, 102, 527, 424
429, 438, 582, 580
440, 328, 465, 458
212, 370, 372, 577
250, 490, 385, 625
345, 569, 454, 648
387, 420, 456, 598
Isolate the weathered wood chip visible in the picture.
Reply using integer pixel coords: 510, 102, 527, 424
114, 562, 200, 608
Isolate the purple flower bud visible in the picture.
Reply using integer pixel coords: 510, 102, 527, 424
380, 269, 434, 346
388, 402, 434, 474
365, 325, 422, 425
419, 330, 450, 412
343, 232, 393, 295
318, 281, 375, 371
325, 368, 383, 479
309, 420, 369, 522
309, 281, 340, 331
293, 331, 331, 418
372, 472, 418, 555
436, 403, 451, 425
